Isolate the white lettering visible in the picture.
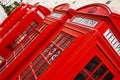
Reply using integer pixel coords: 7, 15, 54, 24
72, 17, 98, 27
104, 29, 120, 56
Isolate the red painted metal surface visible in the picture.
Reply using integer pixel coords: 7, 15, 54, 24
0, 3, 32, 37
38, 3, 120, 80
0, 3, 51, 59
0, 2, 51, 78
0, 3, 74, 80
0, 3, 120, 80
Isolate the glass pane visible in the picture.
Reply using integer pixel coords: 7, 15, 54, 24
24, 25, 33, 35
7, 33, 25, 50
49, 50, 62, 63
33, 58, 45, 72
22, 37, 32, 48
74, 71, 88, 80
54, 32, 64, 43
23, 71, 34, 80
31, 54, 42, 67
46, 47, 57, 58
62, 36, 74, 49
24, 20, 37, 35
36, 62, 48, 77
7, 20, 38, 50
42, 44, 54, 55
29, 30, 39, 40
85, 56, 101, 73
31, 20, 37, 26
103, 72, 114, 80
20, 66, 31, 79
57, 34, 69, 46
37, 23, 47, 32
92, 64, 108, 79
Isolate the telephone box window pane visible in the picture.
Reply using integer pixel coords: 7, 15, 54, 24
24, 25, 34, 35
74, 71, 88, 80
20, 66, 31, 79
33, 58, 45, 72
58, 34, 69, 46
62, 36, 74, 49
54, 32, 65, 43
50, 12, 63, 18
92, 64, 108, 79
37, 23, 48, 32
7, 33, 26, 50
7, 20, 38, 50
31, 54, 42, 67
85, 56, 101, 73
46, 47, 57, 58
49, 50, 62, 63
36, 62, 48, 77
72, 17, 98, 27
42, 44, 54, 55
26, 21, 38, 34
47, 32, 75, 63
22, 20, 38, 36
103, 72, 114, 80
31, 20, 38, 27
23, 71, 34, 80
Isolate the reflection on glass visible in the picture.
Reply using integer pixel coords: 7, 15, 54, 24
42, 44, 54, 55
85, 56, 101, 73
36, 63, 48, 77
92, 64, 108, 79
46, 47, 57, 58
49, 50, 61, 63
62, 36, 74, 49
103, 72, 114, 80
74, 71, 88, 80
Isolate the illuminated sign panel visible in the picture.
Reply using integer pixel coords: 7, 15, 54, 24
50, 13, 63, 18
72, 17, 98, 27
104, 29, 120, 56
37, 11, 45, 19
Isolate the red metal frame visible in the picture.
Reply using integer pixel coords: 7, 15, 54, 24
0, 3, 74, 80
0, 3, 51, 59
38, 3, 120, 80
0, 3, 32, 37
0, 3, 120, 80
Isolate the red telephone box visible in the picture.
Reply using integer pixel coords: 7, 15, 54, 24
0, 3, 51, 59
8, 3, 120, 80
42, 3, 120, 80
0, 3, 74, 79
0, 3, 32, 36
